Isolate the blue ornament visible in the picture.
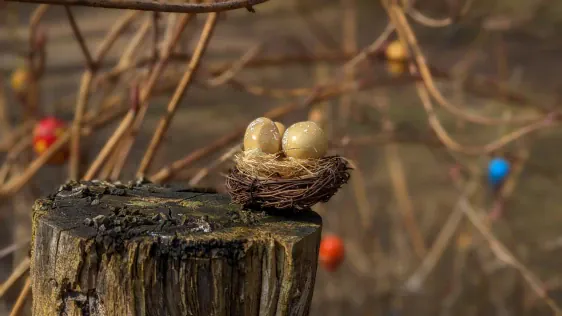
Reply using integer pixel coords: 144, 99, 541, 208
487, 157, 510, 187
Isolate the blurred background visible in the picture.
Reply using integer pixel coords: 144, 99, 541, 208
2, 0, 562, 315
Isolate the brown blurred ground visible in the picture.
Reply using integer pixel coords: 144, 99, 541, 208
2, 0, 562, 315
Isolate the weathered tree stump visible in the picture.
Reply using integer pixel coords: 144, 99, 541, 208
30, 180, 322, 316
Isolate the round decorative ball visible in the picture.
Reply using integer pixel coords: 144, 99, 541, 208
487, 157, 510, 186
10, 68, 29, 94
274, 121, 286, 137
243, 117, 282, 154
385, 40, 407, 61
319, 234, 345, 272
33, 117, 69, 165
282, 121, 328, 159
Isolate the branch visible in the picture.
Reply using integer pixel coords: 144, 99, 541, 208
4, 0, 271, 13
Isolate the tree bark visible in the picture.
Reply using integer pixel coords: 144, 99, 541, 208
31, 180, 322, 316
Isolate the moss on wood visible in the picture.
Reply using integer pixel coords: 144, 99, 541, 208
31, 180, 322, 316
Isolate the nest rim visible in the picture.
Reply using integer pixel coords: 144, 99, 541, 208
225, 154, 351, 213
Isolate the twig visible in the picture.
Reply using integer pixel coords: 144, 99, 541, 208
0, 163, 11, 185
188, 144, 241, 186
68, 11, 139, 180
64, 6, 95, 70
83, 110, 136, 180
0, 101, 129, 196
69, 72, 93, 180
386, 4, 545, 125
206, 43, 263, 87
0, 239, 31, 260
459, 198, 562, 315
149, 75, 376, 182
9, 277, 31, 316
107, 14, 195, 180
375, 89, 426, 258
0, 257, 30, 299
403, 182, 477, 292
347, 152, 372, 230
136, 12, 219, 177
415, 81, 553, 155
0, 76, 11, 136
5, 0, 272, 13
338, 0, 357, 131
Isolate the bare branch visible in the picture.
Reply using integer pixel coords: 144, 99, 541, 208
5, 0, 271, 14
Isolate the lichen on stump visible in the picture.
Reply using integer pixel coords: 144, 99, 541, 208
31, 180, 322, 316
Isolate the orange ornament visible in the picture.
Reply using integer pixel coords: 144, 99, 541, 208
33, 117, 69, 165
319, 234, 345, 272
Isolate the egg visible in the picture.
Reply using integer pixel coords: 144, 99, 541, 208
385, 40, 407, 61
282, 121, 328, 159
274, 122, 286, 137
243, 117, 282, 154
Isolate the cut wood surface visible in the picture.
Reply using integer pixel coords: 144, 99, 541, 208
30, 180, 322, 316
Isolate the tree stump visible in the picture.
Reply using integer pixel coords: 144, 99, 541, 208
30, 180, 322, 316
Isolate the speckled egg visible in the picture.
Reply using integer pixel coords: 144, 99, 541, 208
274, 122, 286, 137
282, 121, 328, 159
243, 117, 282, 154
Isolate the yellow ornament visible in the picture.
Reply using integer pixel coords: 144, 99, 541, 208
385, 40, 407, 61
10, 68, 29, 93
243, 117, 282, 154
282, 121, 328, 159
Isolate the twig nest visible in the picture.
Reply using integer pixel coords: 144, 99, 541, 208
243, 117, 282, 154
226, 119, 351, 213
282, 121, 328, 159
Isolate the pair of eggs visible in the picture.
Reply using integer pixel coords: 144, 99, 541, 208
243, 117, 328, 159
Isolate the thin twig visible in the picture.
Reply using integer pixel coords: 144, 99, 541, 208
415, 81, 553, 155
206, 43, 263, 87
107, 14, 195, 180
0, 257, 30, 299
403, 181, 478, 292
5, 0, 271, 13
377, 90, 426, 258
188, 144, 241, 186
0, 102, 129, 196
149, 75, 375, 182
68, 11, 139, 180
386, 4, 545, 125
69, 72, 93, 180
338, 0, 357, 130
64, 6, 96, 70
9, 277, 31, 316
0, 239, 32, 260
83, 110, 136, 180
137, 12, 219, 177
459, 198, 562, 315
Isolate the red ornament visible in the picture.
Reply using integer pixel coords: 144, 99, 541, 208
33, 117, 69, 165
319, 234, 345, 272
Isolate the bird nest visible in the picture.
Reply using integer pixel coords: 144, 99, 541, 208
225, 150, 352, 212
